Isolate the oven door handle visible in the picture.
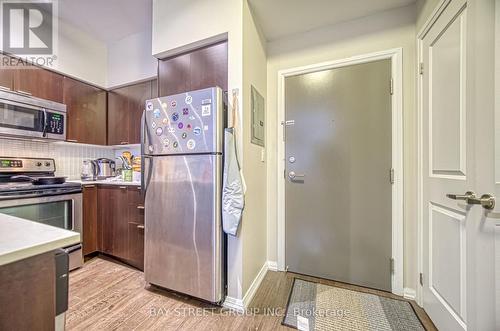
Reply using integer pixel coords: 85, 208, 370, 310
0, 188, 82, 200
62, 243, 82, 254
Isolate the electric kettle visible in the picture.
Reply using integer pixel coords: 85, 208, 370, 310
95, 158, 116, 179
81, 160, 98, 181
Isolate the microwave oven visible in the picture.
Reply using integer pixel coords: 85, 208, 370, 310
0, 90, 66, 140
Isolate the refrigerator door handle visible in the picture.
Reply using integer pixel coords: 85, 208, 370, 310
142, 155, 153, 197
141, 109, 146, 195
140, 110, 153, 197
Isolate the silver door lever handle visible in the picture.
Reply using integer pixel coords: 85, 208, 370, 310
446, 191, 476, 201
447, 191, 495, 210
288, 171, 305, 180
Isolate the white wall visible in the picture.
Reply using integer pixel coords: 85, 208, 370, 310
241, 0, 267, 295
266, 4, 418, 291
0, 14, 108, 87
55, 19, 108, 87
107, 30, 157, 88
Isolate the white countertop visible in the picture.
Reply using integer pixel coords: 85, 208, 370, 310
0, 214, 80, 266
69, 179, 141, 187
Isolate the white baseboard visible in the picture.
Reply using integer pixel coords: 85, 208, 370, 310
403, 287, 416, 300
222, 296, 244, 312
242, 261, 270, 307
223, 260, 273, 311
267, 260, 278, 271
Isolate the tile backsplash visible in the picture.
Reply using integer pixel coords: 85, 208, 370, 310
0, 138, 115, 180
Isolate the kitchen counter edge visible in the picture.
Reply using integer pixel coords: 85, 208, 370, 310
0, 214, 80, 266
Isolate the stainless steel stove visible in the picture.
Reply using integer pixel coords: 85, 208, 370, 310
0, 157, 83, 270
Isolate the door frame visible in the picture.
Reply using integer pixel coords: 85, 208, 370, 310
416, 0, 454, 308
276, 48, 404, 296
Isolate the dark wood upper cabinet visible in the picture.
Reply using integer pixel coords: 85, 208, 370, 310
0, 55, 14, 91
13, 64, 63, 103
63, 77, 107, 145
108, 79, 155, 145
82, 184, 98, 255
190, 42, 228, 91
151, 78, 158, 98
127, 80, 154, 144
158, 55, 191, 97
107, 88, 129, 145
158, 41, 228, 97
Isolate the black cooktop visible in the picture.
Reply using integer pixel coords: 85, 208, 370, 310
0, 181, 81, 192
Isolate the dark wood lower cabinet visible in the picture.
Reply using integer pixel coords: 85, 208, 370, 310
98, 185, 129, 260
85, 185, 144, 270
127, 186, 144, 269
0, 252, 56, 331
127, 222, 144, 270
82, 185, 98, 255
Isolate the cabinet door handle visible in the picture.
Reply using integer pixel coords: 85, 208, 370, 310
119, 186, 127, 189
83, 185, 96, 188
137, 224, 145, 229
137, 205, 145, 209
120, 141, 129, 145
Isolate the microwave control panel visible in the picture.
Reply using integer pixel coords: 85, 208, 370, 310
46, 112, 64, 135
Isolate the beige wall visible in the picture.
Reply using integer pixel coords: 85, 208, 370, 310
241, 0, 267, 294
266, 4, 419, 291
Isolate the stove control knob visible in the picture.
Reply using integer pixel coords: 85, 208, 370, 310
36, 162, 42, 167
45, 162, 51, 167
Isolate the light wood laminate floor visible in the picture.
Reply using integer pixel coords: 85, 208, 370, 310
67, 257, 436, 330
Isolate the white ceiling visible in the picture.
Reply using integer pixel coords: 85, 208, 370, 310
58, 0, 152, 44
248, 0, 416, 41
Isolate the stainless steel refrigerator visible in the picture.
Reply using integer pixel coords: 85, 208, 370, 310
142, 87, 225, 303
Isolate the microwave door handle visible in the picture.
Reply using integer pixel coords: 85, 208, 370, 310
42, 108, 48, 137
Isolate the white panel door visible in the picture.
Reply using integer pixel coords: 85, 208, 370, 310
422, 0, 497, 330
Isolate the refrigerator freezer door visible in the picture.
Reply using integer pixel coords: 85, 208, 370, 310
144, 87, 224, 155
144, 154, 223, 303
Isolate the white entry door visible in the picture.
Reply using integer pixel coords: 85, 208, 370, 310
421, 0, 497, 330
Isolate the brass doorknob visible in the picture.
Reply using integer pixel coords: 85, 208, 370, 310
447, 191, 495, 210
